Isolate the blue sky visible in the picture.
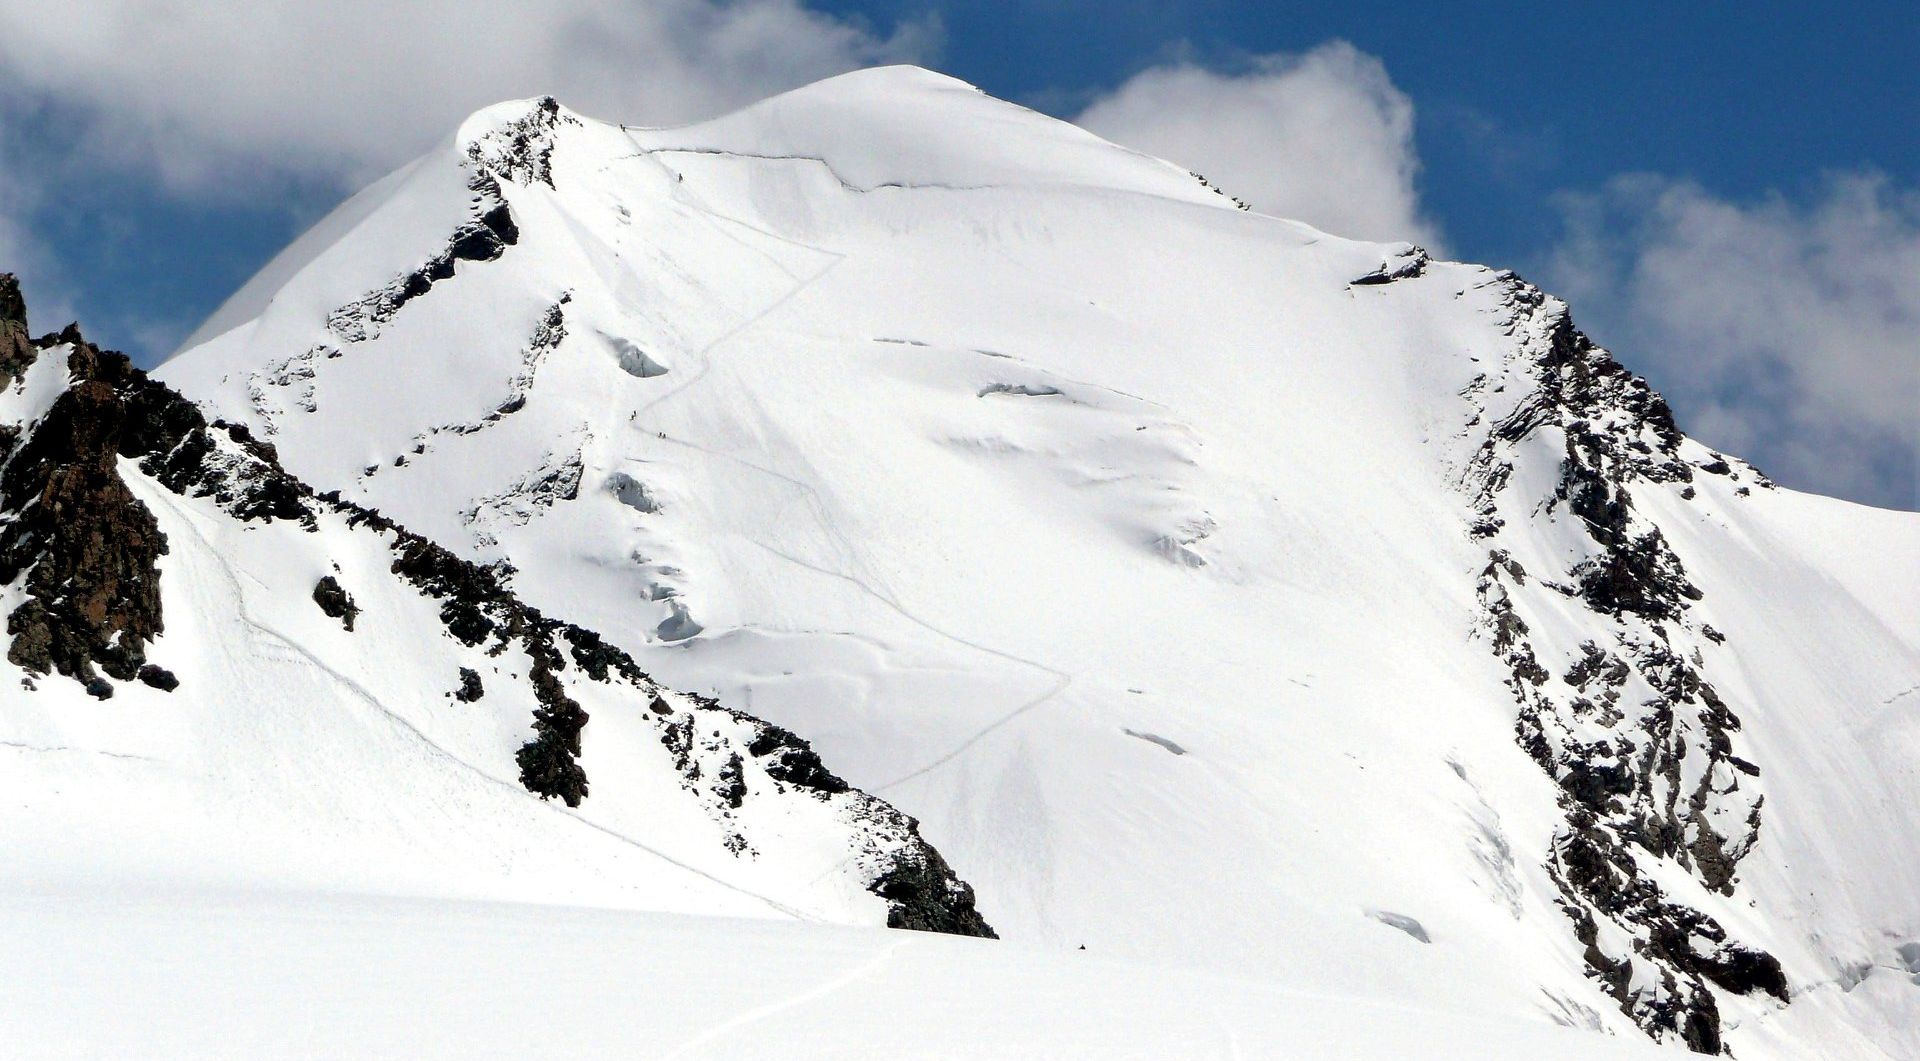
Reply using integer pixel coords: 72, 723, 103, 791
872, 4, 1920, 262
0, 3, 1913, 507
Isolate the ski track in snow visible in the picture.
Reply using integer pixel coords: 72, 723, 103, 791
0, 740, 159, 763
595, 152, 1076, 793
144, 485, 819, 925
744, 538, 1074, 793
639, 416, 1075, 793
656, 936, 910, 1058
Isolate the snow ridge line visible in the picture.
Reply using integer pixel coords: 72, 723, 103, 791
618, 138, 1252, 216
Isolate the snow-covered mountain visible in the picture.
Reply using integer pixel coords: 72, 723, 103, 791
0, 274, 989, 939
71, 65, 1920, 1056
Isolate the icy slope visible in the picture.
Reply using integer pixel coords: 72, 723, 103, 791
161, 68, 1920, 1056
0, 279, 988, 935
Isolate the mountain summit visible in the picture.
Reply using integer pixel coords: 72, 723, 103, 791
139, 69, 1920, 1056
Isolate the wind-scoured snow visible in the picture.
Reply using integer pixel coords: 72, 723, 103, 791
140, 65, 1920, 1057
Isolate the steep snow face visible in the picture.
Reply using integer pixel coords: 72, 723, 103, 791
0, 292, 989, 937
161, 68, 1920, 1056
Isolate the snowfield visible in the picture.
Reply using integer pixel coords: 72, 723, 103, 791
1, 888, 1666, 1060
5, 65, 1915, 1057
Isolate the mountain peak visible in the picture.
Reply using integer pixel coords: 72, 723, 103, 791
0, 273, 23, 326
777, 63, 987, 98
151, 69, 1920, 1060
628, 63, 1222, 205
457, 95, 578, 188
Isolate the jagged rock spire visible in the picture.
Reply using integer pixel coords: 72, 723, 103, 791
0, 274, 36, 389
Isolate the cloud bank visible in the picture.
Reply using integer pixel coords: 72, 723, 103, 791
1076, 42, 1441, 249
0, 0, 929, 190
1551, 174, 1919, 510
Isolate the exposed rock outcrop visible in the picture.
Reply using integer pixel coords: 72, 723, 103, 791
1459, 272, 1781, 1052
325, 191, 519, 344
323, 98, 574, 348
312, 576, 360, 630
0, 326, 168, 689
0, 274, 34, 390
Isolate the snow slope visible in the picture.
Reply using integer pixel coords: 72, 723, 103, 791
0, 299, 987, 941
3, 887, 1665, 1060
158, 67, 1920, 1056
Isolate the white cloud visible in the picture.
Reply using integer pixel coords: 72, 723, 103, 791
1550, 173, 1919, 509
0, 0, 931, 191
1076, 42, 1441, 249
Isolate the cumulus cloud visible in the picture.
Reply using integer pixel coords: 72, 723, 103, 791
0, 0, 931, 191
1550, 173, 1919, 509
1076, 42, 1441, 249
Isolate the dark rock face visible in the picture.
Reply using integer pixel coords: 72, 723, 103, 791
871, 842, 996, 937
0, 274, 35, 390
463, 96, 573, 187
0, 336, 169, 686
1460, 273, 1781, 1052
311, 576, 360, 630
454, 666, 484, 702
653, 690, 993, 937
562, 625, 640, 684
516, 647, 591, 807
746, 723, 850, 795
327, 187, 520, 344
1350, 246, 1430, 287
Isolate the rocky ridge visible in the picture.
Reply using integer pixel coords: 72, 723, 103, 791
0, 274, 990, 937
1457, 271, 1784, 1052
